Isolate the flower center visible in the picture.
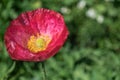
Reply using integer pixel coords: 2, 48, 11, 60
27, 34, 51, 53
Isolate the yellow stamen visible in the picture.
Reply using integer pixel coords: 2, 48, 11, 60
27, 34, 51, 53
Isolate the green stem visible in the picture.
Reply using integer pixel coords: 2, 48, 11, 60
2, 61, 16, 80
41, 62, 47, 80
7, 61, 16, 74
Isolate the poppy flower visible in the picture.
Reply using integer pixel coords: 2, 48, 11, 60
4, 8, 69, 61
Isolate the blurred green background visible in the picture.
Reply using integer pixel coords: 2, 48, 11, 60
0, 0, 120, 80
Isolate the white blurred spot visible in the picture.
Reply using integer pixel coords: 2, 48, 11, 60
96, 15, 104, 23
86, 8, 96, 19
61, 7, 70, 14
77, 0, 86, 9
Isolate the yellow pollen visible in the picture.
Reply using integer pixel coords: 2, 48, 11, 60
27, 34, 51, 53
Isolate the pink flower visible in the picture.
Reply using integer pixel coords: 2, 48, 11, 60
4, 8, 69, 61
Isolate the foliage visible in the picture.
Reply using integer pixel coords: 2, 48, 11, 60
0, 0, 120, 80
